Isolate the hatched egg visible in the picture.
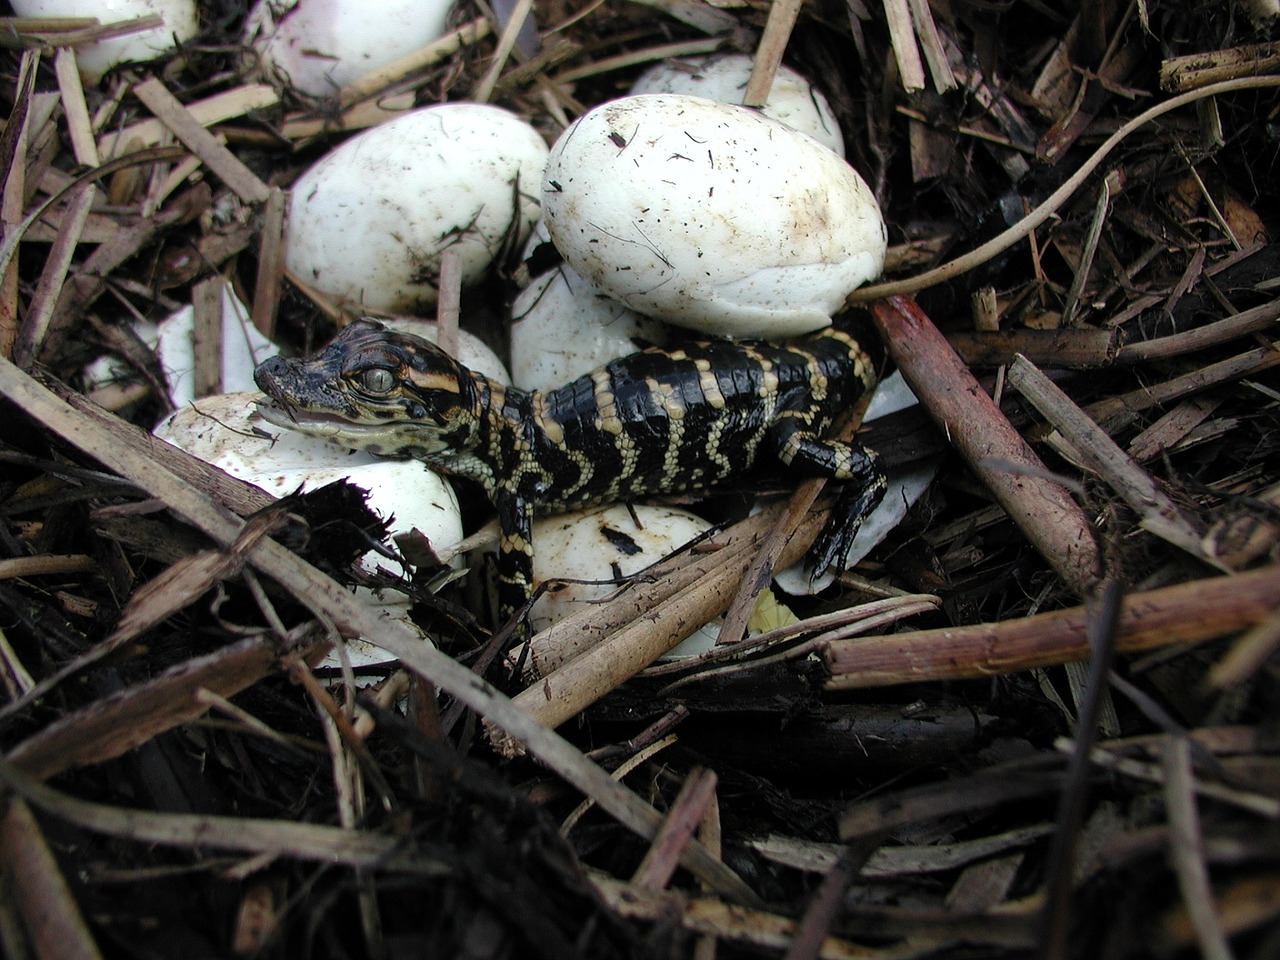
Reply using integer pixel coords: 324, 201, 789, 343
541, 94, 886, 339
630, 53, 845, 156
152, 392, 464, 574
523, 504, 721, 668
244, 0, 453, 98
286, 104, 548, 313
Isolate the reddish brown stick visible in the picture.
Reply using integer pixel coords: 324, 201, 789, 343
869, 295, 1100, 594
823, 565, 1280, 688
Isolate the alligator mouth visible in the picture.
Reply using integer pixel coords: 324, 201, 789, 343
254, 398, 375, 434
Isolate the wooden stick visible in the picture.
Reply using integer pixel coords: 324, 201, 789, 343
338, 18, 492, 106
251, 187, 287, 339
97, 83, 279, 159
869, 295, 1101, 595
1007, 354, 1221, 567
745, 0, 805, 106
823, 565, 1280, 688
131, 77, 272, 204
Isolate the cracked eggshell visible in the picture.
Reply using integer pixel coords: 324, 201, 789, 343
11, 0, 198, 84
286, 104, 548, 313
245, 0, 453, 98
81, 285, 273, 413
630, 53, 844, 157
526, 504, 719, 664
542, 94, 886, 339
509, 265, 667, 391
153, 392, 464, 571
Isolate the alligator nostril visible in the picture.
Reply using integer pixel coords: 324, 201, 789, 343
254, 355, 287, 387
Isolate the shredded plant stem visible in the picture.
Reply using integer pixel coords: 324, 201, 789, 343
846, 75, 1280, 303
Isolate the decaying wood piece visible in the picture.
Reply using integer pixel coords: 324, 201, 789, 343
823, 565, 1280, 688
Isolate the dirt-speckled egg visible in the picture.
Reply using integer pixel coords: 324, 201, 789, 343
541, 94, 885, 338
286, 104, 548, 312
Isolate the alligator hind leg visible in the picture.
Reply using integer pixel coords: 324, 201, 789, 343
773, 424, 885, 575
496, 490, 536, 622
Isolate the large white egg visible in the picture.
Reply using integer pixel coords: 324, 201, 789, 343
542, 95, 885, 338
509, 266, 666, 392
526, 504, 719, 662
630, 53, 845, 157
286, 104, 549, 312
245, 0, 453, 98
12, 0, 198, 84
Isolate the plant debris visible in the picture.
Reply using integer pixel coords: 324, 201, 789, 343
2, 2, 1279, 958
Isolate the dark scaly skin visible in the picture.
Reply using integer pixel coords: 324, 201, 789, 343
254, 319, 885, 617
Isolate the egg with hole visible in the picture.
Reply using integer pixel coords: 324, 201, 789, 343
542, 94, 885, 338
12, 0, 198, 84
286, 104, 548, 312
244, 0, 454, 98
523, 504, 720, 670
630, 53, 844, 156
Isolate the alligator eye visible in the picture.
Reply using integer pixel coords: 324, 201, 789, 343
358, 367, 397, 394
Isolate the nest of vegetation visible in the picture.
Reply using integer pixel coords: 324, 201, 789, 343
2, 1, 1279, 958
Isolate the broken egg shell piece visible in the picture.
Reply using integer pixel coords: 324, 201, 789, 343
630, 53, 845, 157
152, 392, 464, 571
244, 0, 453, 99
285, 103, 549, 313
509, 266, 667, 392
81, 284, 272, 414
12, 0, 198, 84
542, 95, 886, 339
525, 504, 720, 667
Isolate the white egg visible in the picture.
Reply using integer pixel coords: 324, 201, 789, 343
509, 266, 666, 391
244, 0, 453, 98
12, 0, 198, 84
381, 317, 511, 386
542, 94, 886, 339
286, 104, 549, 312
630, 53, 845, 157
153, 393, 464, 571
526, 504, 719, 661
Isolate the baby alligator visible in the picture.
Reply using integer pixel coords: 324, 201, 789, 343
254, 319, 885, 617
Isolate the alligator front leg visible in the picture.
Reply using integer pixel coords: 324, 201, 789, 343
773, 422, 886, 575
495, 488, 537, 621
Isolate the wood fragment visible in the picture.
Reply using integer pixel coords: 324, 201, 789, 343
97, 83, 279, 159
191, 276, 224, 399
52, 47, 98, 167
1161, 41, 1280, 92
251, 187, 287, 339
881, 0, 926, 92
744, 0, 805, 106
946, 327, 1116, 368
631, 767, 718, 892
1162, 737, 1236, 960
823, 565, 1280, 688
870, 296, 1101, 595
337, 17, 493, 106
131, 77, 272, 204
0, 797, 103, 960
1008, 354, 1218, 566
